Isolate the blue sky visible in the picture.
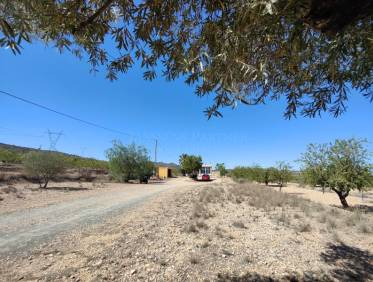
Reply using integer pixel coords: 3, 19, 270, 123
1, 42, 372, 169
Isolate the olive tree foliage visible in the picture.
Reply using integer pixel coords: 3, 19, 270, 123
1, 1, 372, 118
179, 154, 202, 178
300, 138, 372, 208
106, 141, 153, 183
23, 151, 66, 188
273, 161, 292, 191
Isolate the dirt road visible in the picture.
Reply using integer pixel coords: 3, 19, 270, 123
0, 178, 201, 255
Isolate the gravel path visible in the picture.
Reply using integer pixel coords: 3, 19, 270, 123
0, 178, 194, 255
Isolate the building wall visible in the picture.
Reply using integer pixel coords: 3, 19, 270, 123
157, 166, 169, 179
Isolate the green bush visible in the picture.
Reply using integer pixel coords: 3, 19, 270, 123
215, 163, 227, 177
0, 149, 22, 164
179, 154, 202, 178
23, 151, 66, 188
106, 141, 153, 183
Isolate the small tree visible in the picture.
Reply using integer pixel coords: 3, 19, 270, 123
327, 139, 372, 208
299, 143, 329, 193
274, 162, 292, 191
23, 151, 66, 188
215, 163, 227, 177
179, 154, 202, 178
300, 138, 372, 208
263, 167, 277, 186
106, 141, 152, 183
137, 161, 155, 183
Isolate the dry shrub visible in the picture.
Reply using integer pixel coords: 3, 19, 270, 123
357, 222, 372, 233
201, 241, 210, 248
318, 213, 328, 223
232, 221, 246, 229
229, 184, 308, 210
184, 223, 199, 233
190, 254, 201, 264
298, 222, 312, 232
196, 220, 209, 230
215, 226, 226, 238
1, 186, 17, 194
0, 173, 6, 183
199, 186, 225, 203
192, 202, 214, 219
276, 210, 291, 226
326, 218, 338, 230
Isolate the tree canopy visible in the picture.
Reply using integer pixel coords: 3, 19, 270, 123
300, 138, 372, 207
106, 141, 153, 182
23, 151, 66, 188
179, 153, 202, 177
1, 0, 372, 117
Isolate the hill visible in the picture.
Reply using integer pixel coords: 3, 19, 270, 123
0, 143, 179, 170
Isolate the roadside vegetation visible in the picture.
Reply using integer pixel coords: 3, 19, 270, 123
230, 162, 292, 190
179, 154, 202, 178
106, 141, 154, 183
23, 151, 66, 188
215, 163, 227, 177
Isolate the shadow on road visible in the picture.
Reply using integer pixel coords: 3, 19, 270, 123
43, 186, 90, 192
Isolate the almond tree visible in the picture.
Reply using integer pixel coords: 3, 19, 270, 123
327, 139, 372, 208
274, 162, 292, 191
300, 138, 372, 208
300, 143, 329, 193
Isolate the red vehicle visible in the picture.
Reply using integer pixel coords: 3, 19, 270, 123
201, 174, 210, 181
198, 164, 212, 181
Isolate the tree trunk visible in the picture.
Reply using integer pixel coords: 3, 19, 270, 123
335, 191, 349, 208
43, 179, 49, 189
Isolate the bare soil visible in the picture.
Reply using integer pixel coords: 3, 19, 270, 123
274, 183, 373, 209
0, 178, 372, 282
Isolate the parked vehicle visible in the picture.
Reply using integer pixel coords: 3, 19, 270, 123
197, 164, 212, 181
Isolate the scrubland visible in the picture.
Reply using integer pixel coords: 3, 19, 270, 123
1, 178, 372, 281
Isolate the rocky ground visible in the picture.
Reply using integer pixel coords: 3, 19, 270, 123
0, 179, 372, 281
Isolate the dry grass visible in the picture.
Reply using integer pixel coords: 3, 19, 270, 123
1, 186, 18, 194
189, 254, 201, 265
188, 183, 373, 240
298, 222, 312, 232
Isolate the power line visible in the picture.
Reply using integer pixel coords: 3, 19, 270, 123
0, 89, 156, 142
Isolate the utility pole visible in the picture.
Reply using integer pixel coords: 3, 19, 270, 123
154, 139, 158, 164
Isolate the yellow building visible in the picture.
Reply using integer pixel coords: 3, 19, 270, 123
156, 166, 172, 179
